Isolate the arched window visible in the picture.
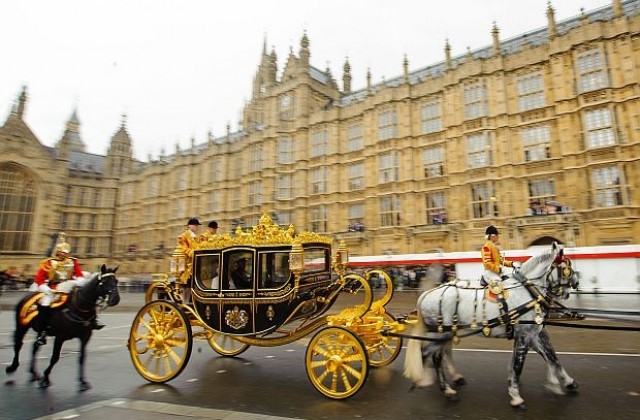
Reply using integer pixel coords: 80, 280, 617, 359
0, 163, 36, 251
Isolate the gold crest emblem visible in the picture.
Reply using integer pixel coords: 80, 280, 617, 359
225, 305, 249, 330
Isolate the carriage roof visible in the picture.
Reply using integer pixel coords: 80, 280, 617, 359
195, 213, 333, 251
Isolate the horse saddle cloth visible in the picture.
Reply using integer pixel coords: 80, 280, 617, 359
18, 293, 69, 327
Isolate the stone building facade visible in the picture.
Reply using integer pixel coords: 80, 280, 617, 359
1, 0, 639, 275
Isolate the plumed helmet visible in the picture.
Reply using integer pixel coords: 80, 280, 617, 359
485, 225, 499, 236
52, 232, 71, 256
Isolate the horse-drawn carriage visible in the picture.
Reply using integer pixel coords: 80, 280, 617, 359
127, 213, 405, 399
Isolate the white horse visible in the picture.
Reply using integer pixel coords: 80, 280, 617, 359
403, 243, 580, 409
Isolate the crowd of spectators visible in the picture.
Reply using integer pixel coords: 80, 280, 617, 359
527, 200, 570, 216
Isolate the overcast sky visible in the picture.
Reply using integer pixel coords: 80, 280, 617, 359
1, 0, 610, 160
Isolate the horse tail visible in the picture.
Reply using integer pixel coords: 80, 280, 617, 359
403, 308, 434, 387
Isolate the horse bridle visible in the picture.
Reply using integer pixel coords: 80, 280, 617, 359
95, 271, 117, 309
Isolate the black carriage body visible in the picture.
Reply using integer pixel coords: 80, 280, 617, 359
190, 243, 336, 336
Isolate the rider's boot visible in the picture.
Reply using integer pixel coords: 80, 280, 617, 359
36, 306, 52, 345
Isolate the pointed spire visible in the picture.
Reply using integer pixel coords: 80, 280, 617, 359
262, 33, 268, 55
466, 47, 473, 61
300, 30, 310, 67
547, 1, 557, 39
342, 57, 352, 93
492, 21, 501, 56
403, 54, 409, 84
15, 86, 27, 119
580, 7, 588, 25
613, 0, 623, 17
366, 68, 372, 95
445, 39, 452, 69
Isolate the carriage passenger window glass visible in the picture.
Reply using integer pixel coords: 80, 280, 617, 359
583, 108, 615, 149
303, 248, 329, 273
463, 81, 488, 120
258, 252, 291, 289
380, 194, 401, 227
576, 48, 608, 93
311, 166, 328, 194
348, 162, 364, 191
311, 128, 328, 158
278, 136, 294, 164
467, 132, 491, 168
425, 192, 447, 224
378, 151, 399, 184
310, 205, 328, 232
470, 183, 498, 219
225, 253, 253, 290
422, 146, 444, 178
521, 124, 551, 161
591, 166, 624, 207
421, 99, 442, 134
0, 163, 35, 251
347, 122, 364, 152
377, 106, 398, 141
517, 71, 545, 112
195, 254, 220, 290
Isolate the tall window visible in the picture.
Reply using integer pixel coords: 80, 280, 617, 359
311, 167, 327, 194
422, 146, 444, 178
310, 205, 328, 232
592, 166, 624, 207
348, 203, 365, 228
89, 214, 97, 230
584, 108, 615, 148
425, 192, 447, 224
175, 168, 187, 191
75, 213, 83, 229
421, 99, 442, 134
277, 174, 293, 200
311, 129, 328, 158
576, 48, 608, 92
378, 151, 399, 184
93, 188, 101, 207
470, 183, 497, 219
464, 81, 488, 119
210, 158, 224, 182
347, 122, 364, 152
348, 162, 364, 190
377, 106, 398, 141
278, 136, 294, 164
521, 124, 551, 161
467, 132, 491, 168
517, 71, 545, 111
248, 181, 262, 206
64, 186, 72, 205
86, 237, 95, 255
209, 190, 221, 213
231, 188, 241, 211
279, 93, 294, 121
380, 195, 401, 227
527, 178, 556, 214
249, 144, 264, 172
78, 188, 86, 206
0, 163, 35, 251
122, 184, 133, 204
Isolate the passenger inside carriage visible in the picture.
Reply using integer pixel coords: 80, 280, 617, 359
226, 256, 252, 289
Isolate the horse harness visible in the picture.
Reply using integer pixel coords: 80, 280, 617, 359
62, 271, 116, 327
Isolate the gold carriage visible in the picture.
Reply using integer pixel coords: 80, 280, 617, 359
127, 214, 405, 399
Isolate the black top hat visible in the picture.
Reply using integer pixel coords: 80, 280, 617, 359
485, 225, 499, 235
187, 218, 201, 226
208, 221, 218, 229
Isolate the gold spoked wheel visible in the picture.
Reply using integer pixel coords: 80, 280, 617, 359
305, 326, 369, 400
208, 332, 250, 357
367, 312, 403, 367
128, 300, 193, 383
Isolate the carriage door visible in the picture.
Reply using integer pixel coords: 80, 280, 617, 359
220, 249, 256, 335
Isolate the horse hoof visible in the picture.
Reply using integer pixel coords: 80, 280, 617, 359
79, 382, 92, 392
453, 377, 467, 387
513, 402, 527, 412
5, 364, 18, 374
38, 378, 50, 388
445, 393, 459, 402
566, 381, 579, 393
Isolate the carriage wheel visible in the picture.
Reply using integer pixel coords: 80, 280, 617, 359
208, 332, 250, 357
367, 312, 403, 367
128, 300, 193, 383
305, 326, 369, 400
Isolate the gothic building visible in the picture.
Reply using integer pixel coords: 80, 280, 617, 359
1, 0, 639, 275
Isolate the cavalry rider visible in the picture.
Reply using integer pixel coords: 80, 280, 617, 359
481, 225, 520, 288
32, 233, 102, 346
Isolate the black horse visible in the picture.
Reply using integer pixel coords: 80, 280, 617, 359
5, 265, 120, 391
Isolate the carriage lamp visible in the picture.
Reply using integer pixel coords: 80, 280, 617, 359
289, 240, 305, 279
333, 240, 349, 276
170, 248, 187, 277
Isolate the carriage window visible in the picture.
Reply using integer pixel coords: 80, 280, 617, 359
225, 253, 253, 290
258, 252, 291, 289
194, 254, 220, 290
304, 248, 329, 273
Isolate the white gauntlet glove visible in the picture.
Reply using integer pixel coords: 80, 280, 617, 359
512, 262, 522, 269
